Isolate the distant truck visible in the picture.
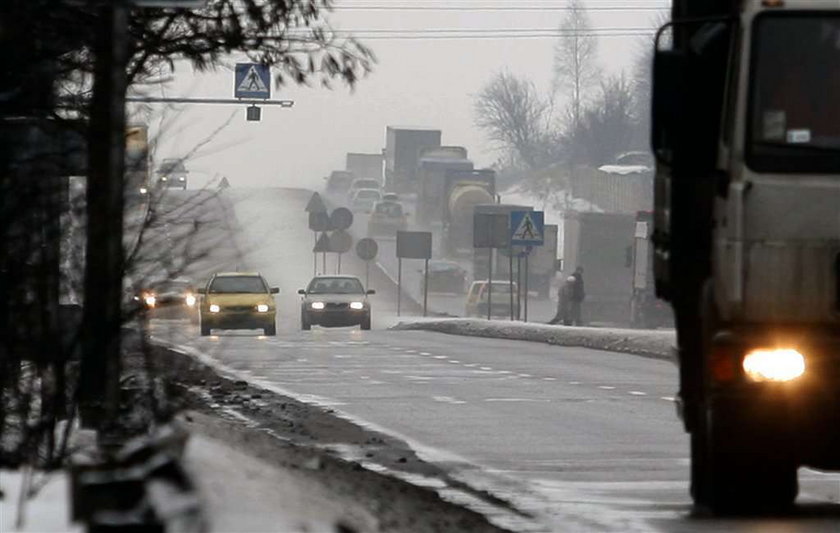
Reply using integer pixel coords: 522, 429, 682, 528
345, 153, 383, 182
562, 211, 635, 325
416, 146, 474, 227
125, 124, 150, 196
442, 169, 496, 255
384, 126, 441, 193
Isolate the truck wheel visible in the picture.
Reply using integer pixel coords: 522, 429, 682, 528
703, 406, 798, 514
301, 312, 311, 331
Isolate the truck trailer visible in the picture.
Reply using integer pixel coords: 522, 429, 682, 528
345, 153, 383, 183
384, 126, 441, 193
562, 211, 635, 325
652, 0, 840, 512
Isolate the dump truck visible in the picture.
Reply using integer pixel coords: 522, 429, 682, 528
652, 0, 840, 512
561, 211, 635, 325
384, 126, 441, 193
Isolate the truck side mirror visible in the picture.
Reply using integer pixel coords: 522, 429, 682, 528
651, 47, 688, 166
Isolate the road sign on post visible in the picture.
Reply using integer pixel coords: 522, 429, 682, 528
329, 230, 353, 274
234, 63, 271, 99
396, 231, 432, 316
473, 213, 508, 320
356, 238, 379, 290
510, 210, 545, 247
330, 208, 354, 231
305, 192, 327, 213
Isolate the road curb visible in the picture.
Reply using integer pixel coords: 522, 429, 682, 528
391, 318, 677, 362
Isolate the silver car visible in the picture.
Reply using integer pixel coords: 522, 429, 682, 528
298, 276, 374, 330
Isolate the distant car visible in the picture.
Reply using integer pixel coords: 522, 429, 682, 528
367, 200, 408, 237
347, 178, 381, 200
199, 272, 278, 336
156, 158, 188, 190
382, 192, 400, 202
298, 275, 374, 330
421, 260, 467, 294
465, 280, 518, 318
137, 278, 198, 321
327, 170, 355, 195
350, 188, 382, 214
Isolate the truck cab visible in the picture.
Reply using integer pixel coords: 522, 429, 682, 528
652, 0, 840, 513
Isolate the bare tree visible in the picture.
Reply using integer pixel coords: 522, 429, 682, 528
552, 0, 600, 131
565, 74, 643, 166
474, 71, 555, 170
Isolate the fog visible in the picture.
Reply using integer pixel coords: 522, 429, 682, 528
139, 2, 666, 190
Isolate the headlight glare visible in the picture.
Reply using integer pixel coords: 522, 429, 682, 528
311, 301, 325, 310
185, 294, 197, 307
350, 301, 364, 310
209, 304, 220, 313
743, 348, 805, 382
257, 304, 269, 313
144, 294, 156, 307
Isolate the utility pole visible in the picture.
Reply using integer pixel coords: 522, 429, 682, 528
79, 1, 129, 428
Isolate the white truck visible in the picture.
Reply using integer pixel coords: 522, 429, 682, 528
652, 0, 840, 512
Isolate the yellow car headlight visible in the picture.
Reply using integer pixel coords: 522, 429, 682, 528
350, 301, 364, 310
209, 304, 220, 313
256, 304, 269, 313
742, 348, 805, 382
185, 294, 197, 307
311, 302, 325, 310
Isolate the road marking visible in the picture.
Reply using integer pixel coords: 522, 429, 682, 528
543, 377, 558, 381
404, 349, 417, 354
419, 352, 431, 356
661, 396, 675, 402
433, 355, 448, 359
569, 381, 581, 385
448, 360, 461, 364
628, 391, 647, 396
598, 386, 616, 390
484, 398, 550, 403
518, 373, 533, 378
463, 363, 478, 368
432, 396, 467, 405
480, 366, 493, 371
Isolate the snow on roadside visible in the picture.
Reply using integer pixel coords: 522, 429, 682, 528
391, 318, 676, 361
0, 470, 82, 533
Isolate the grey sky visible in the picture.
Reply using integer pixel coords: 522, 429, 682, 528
137, 1, 668, 189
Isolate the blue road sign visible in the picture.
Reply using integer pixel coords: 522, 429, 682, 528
510, 210, 545, 246
234, 63, 271, 99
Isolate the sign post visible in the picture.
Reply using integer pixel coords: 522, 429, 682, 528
306, 193, 329, 275
396, 231, 432, 317
510, 211, 545, 323
355, 238, 379, 290
474, 213, 508, 320
313, 233, 331, 275
329, 230, 352, 274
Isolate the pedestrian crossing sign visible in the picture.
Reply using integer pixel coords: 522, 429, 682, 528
234, 63, 271, 99
509, 210, 544, 246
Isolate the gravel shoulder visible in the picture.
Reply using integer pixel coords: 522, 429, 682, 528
390, 318, 676, 361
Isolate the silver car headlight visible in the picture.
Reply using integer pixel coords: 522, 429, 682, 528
311, 302, 325, 310
350, 301, 364, 310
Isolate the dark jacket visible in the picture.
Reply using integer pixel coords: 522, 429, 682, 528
571, 272, 585, 302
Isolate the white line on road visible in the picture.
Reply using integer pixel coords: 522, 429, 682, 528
598, 386, 616, 390
419, 352, 431, 356
628, 391, 647, 396
661, 396, 675, 402
480, 366, 493, 371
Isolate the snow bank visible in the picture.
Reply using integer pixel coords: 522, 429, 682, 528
391, 318, 676, 361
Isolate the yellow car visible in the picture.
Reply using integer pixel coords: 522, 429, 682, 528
199, 272, 278, 336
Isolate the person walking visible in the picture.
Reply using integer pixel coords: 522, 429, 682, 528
570, 266, 585, 326
549, 275, 576, 325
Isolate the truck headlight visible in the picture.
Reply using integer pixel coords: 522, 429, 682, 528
350, 301, 364, 310
256, 304, 269, 313
144, 294, 156, 307
311, 302, 325, 310
209, 304, 220, 313
743, 349, 805, 382
179, 176, 186, 182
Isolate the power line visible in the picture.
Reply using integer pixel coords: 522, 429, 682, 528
332, 3, 668, 11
